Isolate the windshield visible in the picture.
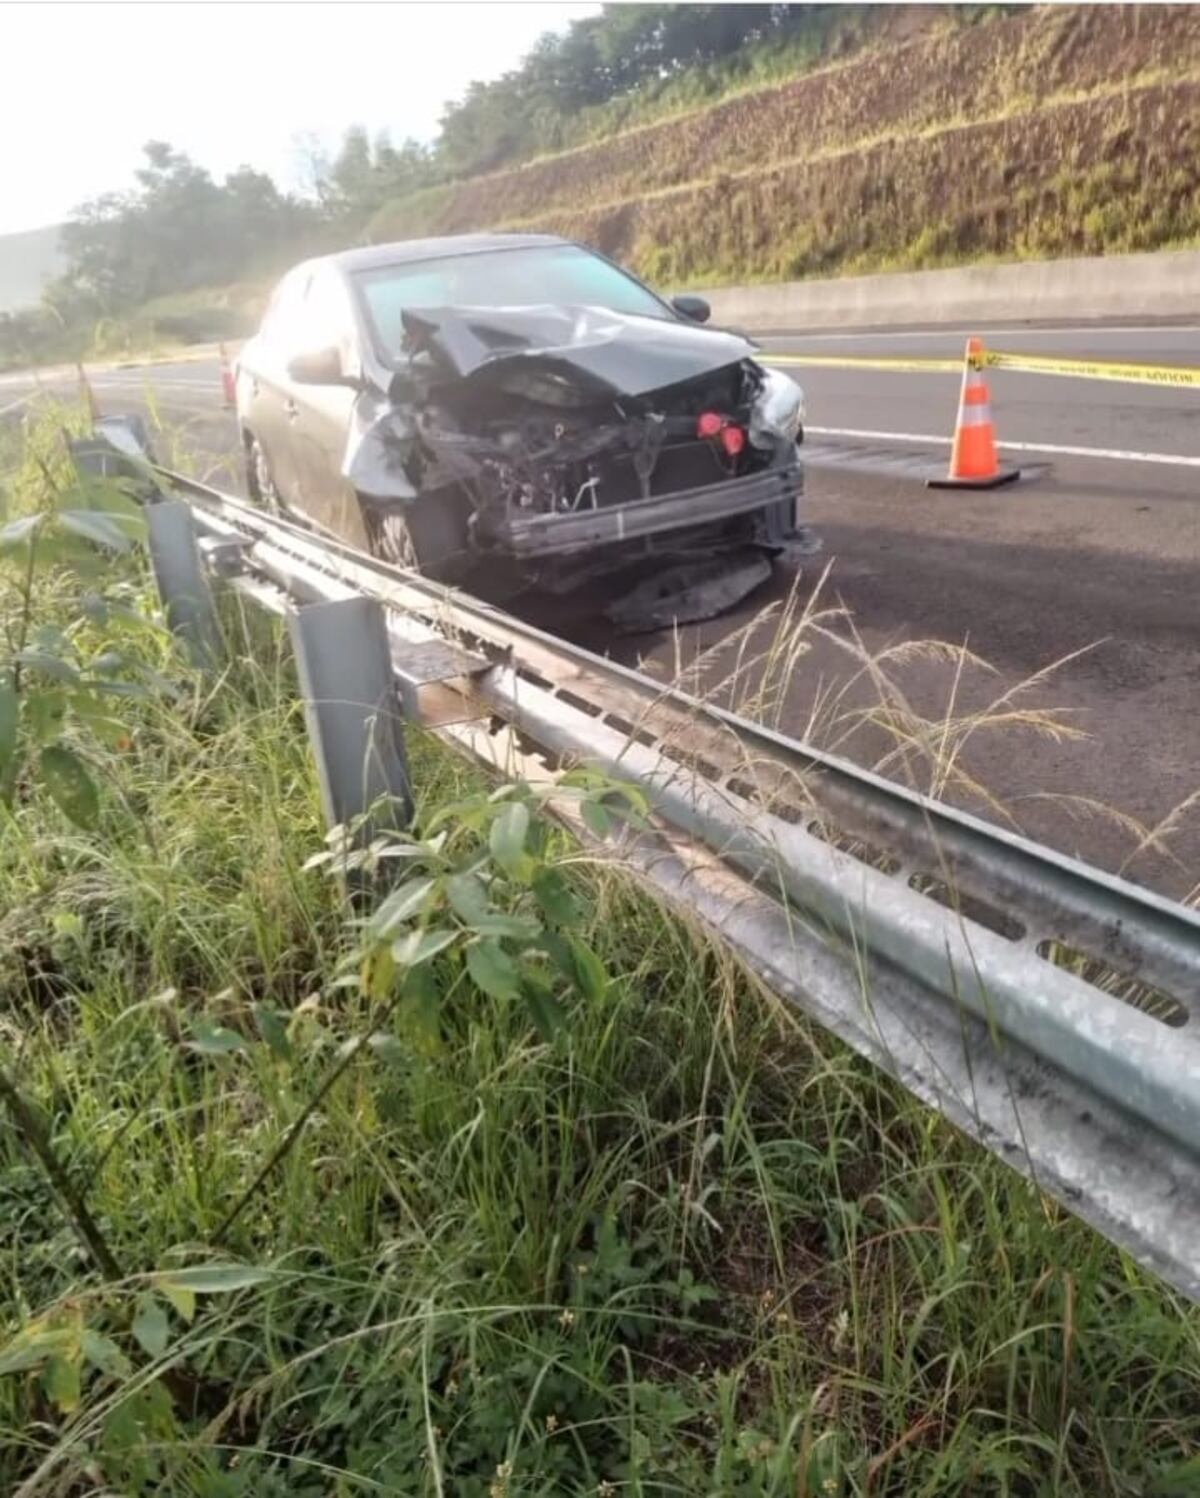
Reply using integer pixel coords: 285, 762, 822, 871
354, 243, 671, 360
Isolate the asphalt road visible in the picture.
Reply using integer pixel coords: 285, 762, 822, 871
3, 326, 1197, 896
761, 322, 1200, 474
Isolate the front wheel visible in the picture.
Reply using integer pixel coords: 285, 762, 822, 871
246, 435, 281, 514
362, 504, 419, 570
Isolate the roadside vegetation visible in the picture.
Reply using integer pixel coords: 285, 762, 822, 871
368, 5, 1200, 287
3, 406, 1200, 1494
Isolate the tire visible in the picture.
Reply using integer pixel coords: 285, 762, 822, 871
363, 504, 419, 571
246, 434, 281, 514
359, 490, 476, 584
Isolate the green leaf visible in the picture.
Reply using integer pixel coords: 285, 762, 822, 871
185, 1020, 246, 1056
58, 508, 136, 554
0, 514, 41, 551
580, 798, 613, 839
76, 476, 146, 521
543, 932, 608, 1003
566, 935, 608, 1003
88, 649, 125, 675
391, 926, 457, 968
38, 744, 99, 828
14, 650, 80, 683
466, 937, 520, 1000
367, 1032, 406, 1063
0, 1336, 52, 1375
80, 592, 109, 626
69, 697, 133, 749
131, 1295, 169, 1358
489, 800, 530, 876
27, 690, 67, 746
446, 871, 490, 925
532, 866, 581, 927
43, 1353, 81, 1413
157, 1281, 195, 1324
468, 912, 542, 940
399, 963, 443, 1055
158, 1264, 273, 1293
253, 1003, 293, 1062
368, 877, 438, 938
81, 1329, 128, 1375
522, 977, 566, 1042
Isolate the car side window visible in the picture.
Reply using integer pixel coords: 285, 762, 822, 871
260, 268, 312, 356
302, 268, 360, 373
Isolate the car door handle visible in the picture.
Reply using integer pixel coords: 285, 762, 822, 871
283, 399, 299, 421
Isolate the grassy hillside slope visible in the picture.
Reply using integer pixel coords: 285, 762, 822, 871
0, 223, 63, 312
370, 5, 1200, 286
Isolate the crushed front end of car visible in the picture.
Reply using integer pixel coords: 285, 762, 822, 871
348, 304, 812, 625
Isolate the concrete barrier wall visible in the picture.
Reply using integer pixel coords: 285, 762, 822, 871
702, 250, 1200, 332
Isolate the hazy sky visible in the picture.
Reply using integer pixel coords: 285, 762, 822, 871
1, 1, 598, 234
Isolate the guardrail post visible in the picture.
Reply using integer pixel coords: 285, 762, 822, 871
288, 597, 414, 852
145, 500, 223, 670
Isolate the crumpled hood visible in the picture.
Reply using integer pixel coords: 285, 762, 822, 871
400, 303, 758, 398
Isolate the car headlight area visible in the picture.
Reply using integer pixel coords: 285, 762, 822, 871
749, 365, 805, 448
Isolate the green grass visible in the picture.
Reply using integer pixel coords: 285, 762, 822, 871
2, 415, 1200, 1494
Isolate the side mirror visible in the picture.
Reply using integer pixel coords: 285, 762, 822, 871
671, 294, 711, 325
287, 346, 352, 386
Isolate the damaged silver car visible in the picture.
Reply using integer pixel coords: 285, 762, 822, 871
236, 234, 809, 625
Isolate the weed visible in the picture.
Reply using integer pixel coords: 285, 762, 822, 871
2, 409, 1199, 1493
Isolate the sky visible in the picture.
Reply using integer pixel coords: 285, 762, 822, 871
0, 1, 599, 235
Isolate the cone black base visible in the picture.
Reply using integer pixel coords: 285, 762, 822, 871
927, 466, 1021, 490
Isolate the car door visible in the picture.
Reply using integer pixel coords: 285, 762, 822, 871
242, 266, 312, 510
286, 265, 369, 546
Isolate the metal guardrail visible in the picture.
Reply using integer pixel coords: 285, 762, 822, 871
79, 426, 1200, 1303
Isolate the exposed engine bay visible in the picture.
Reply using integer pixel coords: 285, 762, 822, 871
413, 358, 777, 539
346, 303, 809, 624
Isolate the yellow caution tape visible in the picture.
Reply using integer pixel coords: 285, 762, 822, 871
766, 353, 962, 374
983, 350, 1200, 389
765, 348, 1200, 388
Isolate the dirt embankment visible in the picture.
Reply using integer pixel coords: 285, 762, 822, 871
370, 6, 1200, 285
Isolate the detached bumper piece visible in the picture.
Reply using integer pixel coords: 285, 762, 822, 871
606, 549, 773, 633
481, 462, 800, 559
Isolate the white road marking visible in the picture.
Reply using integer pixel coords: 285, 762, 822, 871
0, 392, 32, 417
807, 424, 1200, 468
92, 374, 218, 390
759, 325, 1200, 344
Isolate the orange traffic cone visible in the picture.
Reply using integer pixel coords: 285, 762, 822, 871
928, 336, 1019, 489
218, 342, 236, 408
76, 361, 99, 422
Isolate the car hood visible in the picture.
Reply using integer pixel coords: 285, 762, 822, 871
400, 303, 759, 398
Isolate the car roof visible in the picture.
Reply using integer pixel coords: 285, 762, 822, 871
323, 233, 571, 275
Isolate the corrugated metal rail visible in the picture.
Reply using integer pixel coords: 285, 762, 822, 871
124, 449, 1200, 1303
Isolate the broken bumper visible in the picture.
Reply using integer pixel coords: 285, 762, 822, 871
480, 462, 801, 559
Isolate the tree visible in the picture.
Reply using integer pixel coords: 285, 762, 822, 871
56, 142, 315, 316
